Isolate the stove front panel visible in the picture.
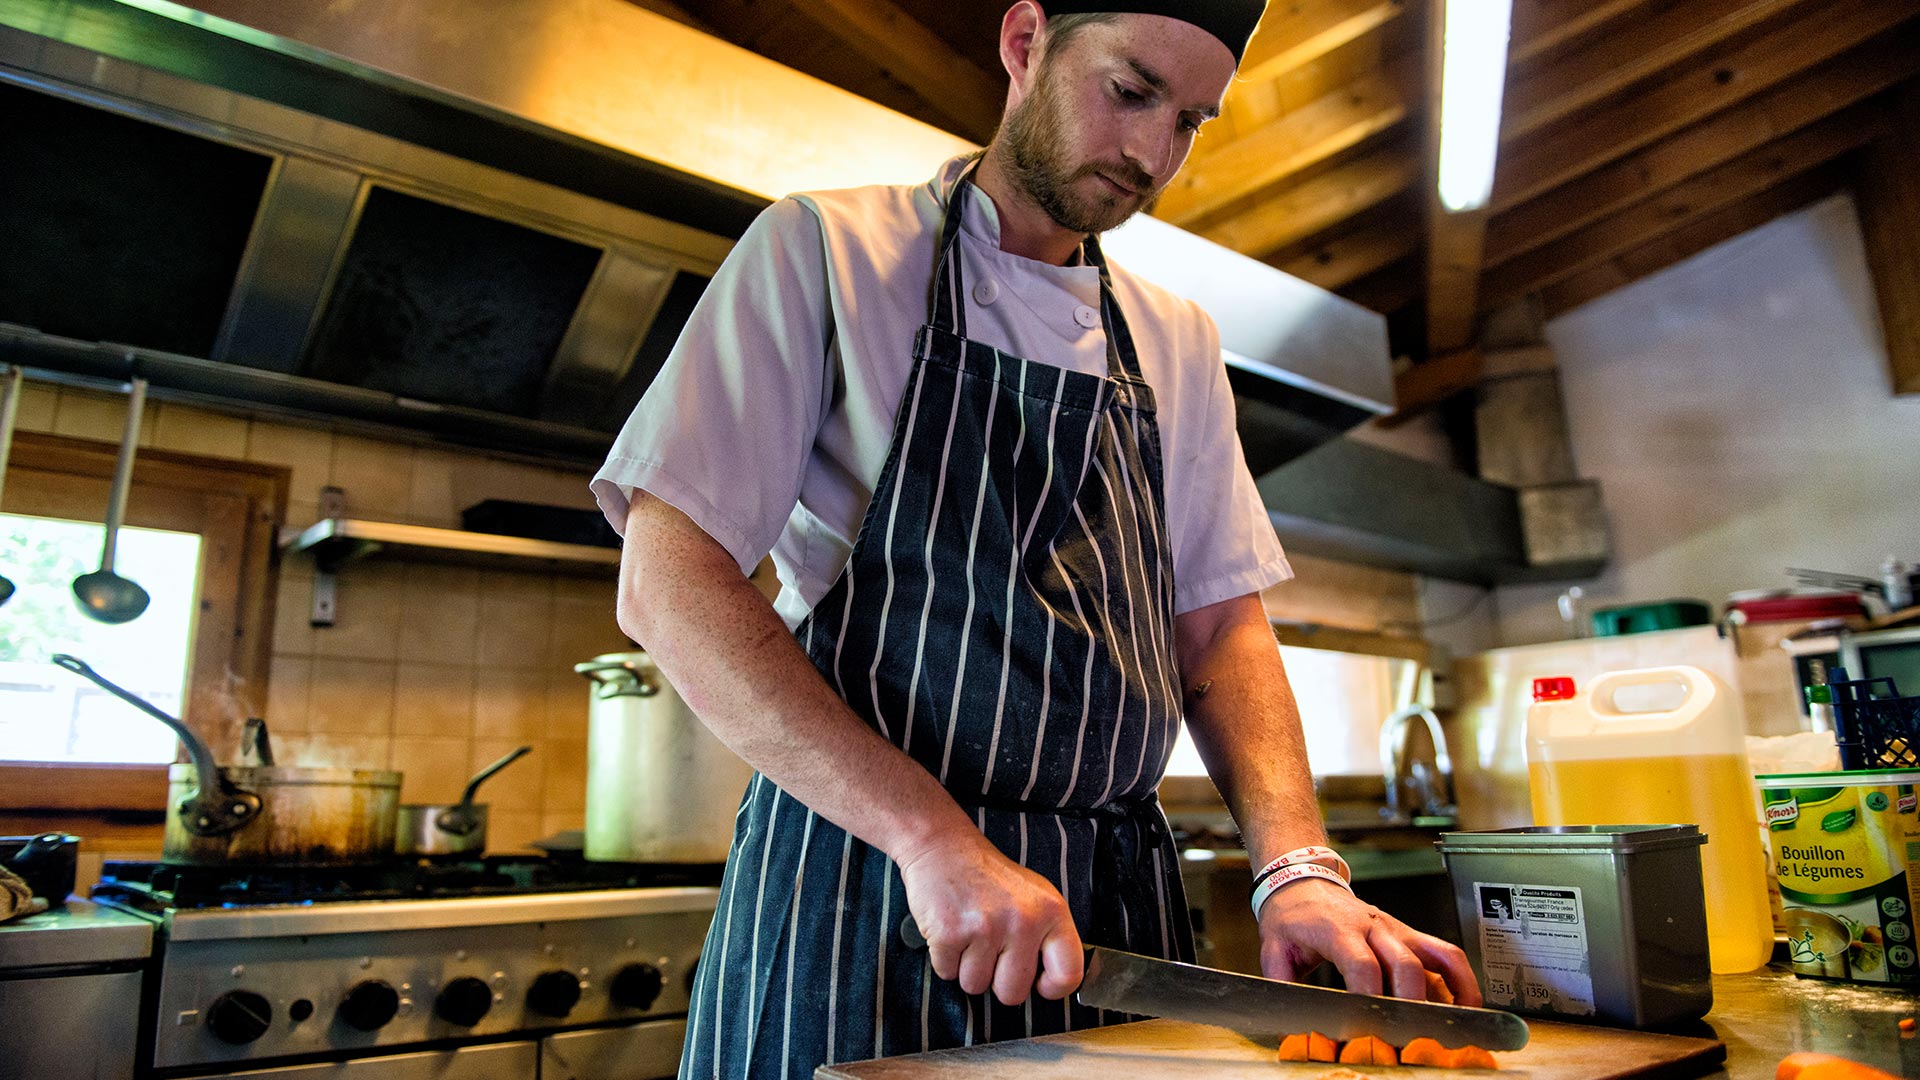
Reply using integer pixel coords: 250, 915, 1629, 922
150, 892, 716, 1070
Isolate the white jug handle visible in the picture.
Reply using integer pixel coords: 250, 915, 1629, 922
1586, 666, 1711, 717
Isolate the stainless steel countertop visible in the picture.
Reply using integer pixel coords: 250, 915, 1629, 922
1683, 964, 1915, 1078
0, 899, 153, 969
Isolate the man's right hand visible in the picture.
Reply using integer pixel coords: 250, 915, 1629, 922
896, 828, 1084, 1007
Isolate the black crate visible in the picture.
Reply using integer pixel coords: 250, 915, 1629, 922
1831, 670, 1920, 770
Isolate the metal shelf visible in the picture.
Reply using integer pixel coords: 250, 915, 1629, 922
278, 489, 620, 626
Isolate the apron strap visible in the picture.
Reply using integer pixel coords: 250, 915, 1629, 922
926, 163, 1151, 389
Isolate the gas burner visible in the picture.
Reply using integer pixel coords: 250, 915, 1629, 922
92, 855, 723, 912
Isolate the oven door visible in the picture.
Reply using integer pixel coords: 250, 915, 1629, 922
542, 1018, 686, 1080
222, 1041, 535, 1078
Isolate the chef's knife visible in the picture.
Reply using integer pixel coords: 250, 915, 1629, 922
1075, 945, 1529, 1050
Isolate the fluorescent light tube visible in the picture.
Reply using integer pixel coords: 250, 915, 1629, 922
1436, 0, 1514, 213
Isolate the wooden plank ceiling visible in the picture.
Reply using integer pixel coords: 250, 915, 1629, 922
629, 0, 1919, 380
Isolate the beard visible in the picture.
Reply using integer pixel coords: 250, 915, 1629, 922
999, 67, 1158, 237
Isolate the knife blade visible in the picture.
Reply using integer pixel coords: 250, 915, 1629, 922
1074, 946, 1529, 1050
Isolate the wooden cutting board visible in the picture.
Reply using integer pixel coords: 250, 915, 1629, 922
815, 1018, 1726, 1080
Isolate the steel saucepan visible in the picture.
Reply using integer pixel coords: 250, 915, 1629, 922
395, 745, 532, 858
52, 655, 401, 864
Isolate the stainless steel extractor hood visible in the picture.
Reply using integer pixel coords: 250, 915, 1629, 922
0, 0, 1393, 470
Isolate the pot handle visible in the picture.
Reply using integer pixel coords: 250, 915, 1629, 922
574, 659, 660, 699
51, 654, 261, 837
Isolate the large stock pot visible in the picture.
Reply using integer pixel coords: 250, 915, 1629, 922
575, 652, 754, 864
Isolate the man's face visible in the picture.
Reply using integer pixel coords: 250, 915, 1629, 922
1000, 14, 1235, 236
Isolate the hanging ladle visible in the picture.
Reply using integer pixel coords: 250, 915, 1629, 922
0, 366, 22, 608
72, 375, 151, 624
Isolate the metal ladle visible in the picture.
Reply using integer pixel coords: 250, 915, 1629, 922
0, 366, 21, 608
71, 376, 150, 624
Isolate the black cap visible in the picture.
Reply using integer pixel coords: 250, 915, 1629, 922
1041, 1, 1267, 65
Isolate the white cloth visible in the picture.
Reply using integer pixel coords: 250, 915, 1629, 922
593, 156, 1290, 628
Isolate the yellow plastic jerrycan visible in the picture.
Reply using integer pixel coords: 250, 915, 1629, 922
1527, 665, 1774, 973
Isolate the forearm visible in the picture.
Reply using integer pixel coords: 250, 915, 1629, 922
1176, 595, 1328, 866
618, 492, 978, 867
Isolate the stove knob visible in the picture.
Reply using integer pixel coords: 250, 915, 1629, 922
435, 976, 494, 1027
610, 963, 665, 1010
206, 990, 273, 1044
527, 970, 581, 1018
338, 980, 401, 1031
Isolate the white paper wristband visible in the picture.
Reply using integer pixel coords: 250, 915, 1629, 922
1251, 861, 1355, 919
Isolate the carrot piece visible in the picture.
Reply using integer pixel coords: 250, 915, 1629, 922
1307, 1032, 1338, 1062
1278, 1034, 1312, 1062
1451, 1046, 1499, 1070
1338, 1036, 1398, 1066
1901, 1018, 1916, 1034
1777, 1052, 1900, 1080
1401, 1037, 1451, 1067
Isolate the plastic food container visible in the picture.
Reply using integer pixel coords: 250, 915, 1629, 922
1757, 768, 1920, 987
1437, 825, 1712, 1029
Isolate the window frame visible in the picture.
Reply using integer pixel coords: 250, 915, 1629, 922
0, 430, 286, 812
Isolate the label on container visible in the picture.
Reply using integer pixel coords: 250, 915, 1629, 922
1763, 778, 1920, 986
1473, 882, 1595, 1017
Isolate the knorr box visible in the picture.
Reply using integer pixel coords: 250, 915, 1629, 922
1757, 768, 1920, 986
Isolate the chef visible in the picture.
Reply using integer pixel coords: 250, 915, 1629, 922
592, 2, 1479, 1076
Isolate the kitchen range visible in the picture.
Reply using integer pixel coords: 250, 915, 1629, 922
82, 855, 719, 1079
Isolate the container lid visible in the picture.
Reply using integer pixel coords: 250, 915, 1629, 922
1805, 684, 1833, 705
1436, 824, 1704, 855
1532, 676, 1576, 702
1755, 767, 1920, 786
1727, 593, 1866, 624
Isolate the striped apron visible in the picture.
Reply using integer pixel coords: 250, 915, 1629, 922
680, 163, 1192, 1080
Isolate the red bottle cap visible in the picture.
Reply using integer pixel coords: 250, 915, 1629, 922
1533, 676, 1577, 702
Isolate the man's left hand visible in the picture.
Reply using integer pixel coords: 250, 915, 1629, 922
1254, 878, 1482, 1005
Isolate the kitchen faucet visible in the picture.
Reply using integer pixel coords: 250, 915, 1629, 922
1378, 705, 1457, 825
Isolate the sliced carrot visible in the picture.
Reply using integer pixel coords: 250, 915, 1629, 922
1451, 1046, 1499, 1070
1777, 1052, 1900, 1080
1401, 1037, 1451, 1067
1278, 1034, 1312, 1061
1338, 1036, 1398, 1066
1307, 1032, 1338, 1062
1425, 970, 1456, 1005
1900, 1018, 1916, 1034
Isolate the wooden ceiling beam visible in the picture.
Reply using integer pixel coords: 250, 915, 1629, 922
784, 0, 1005, 142
1500, 0, 1808, 145
1538, 165, 1848, 317
1485, 29, 1920, 268
1482, 100, 1890, 311
1420, 0, 1505, 353
1851, 82, 1920, 395
1273, 217, 1418, 291
1154, 68, 1410, 226
1238, 0, 1408, 85
1489, 0, 1913, 214
1339, 260, 1421, 315
1196, 146, 1418, 260
1506, 0, 1653, 68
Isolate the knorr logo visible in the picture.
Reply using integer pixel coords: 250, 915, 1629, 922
1901, 792, 1917, 814
1766, 799, 1800, 827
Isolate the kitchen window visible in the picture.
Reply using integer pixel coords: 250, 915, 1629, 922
0, 430, 284, 812
0, 513, 203, 765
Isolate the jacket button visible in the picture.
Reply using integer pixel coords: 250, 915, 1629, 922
1073, 304, 1099, 329
973, 279, 999, 305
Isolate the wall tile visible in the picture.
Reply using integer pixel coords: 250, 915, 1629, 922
475, 596, 554, 669
541, 737, 588, 812
540, 810, 585, 841
52, 387, 157, 445
400, 563, 480, 661
486, 810, 544, 854
554, 574, 620, 607
478, 457, 599, 512
151, 404, 249, 458
272, 571, 318, 657
407, 448, 465, 528
392, 662, 474, 738
469, 738, 544, 812
14, 384, 57, 432
307, 657, 397, 736
330, 434, 414, 519
478, 569, 553, 603
312, 560, 405, 661
391, 736, 474, 803
545, 669, 592, 741
265, 654, 313, 734
473, 666, 548, 740
279, 731, 392, 771
547, 600, 629, 670
247, 421, 335, 506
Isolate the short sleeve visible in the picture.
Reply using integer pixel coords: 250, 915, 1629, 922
1168, 309, 1294, 614
591, 197, 830, 574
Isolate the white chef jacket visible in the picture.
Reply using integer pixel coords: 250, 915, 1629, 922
592, 155, 1291, 629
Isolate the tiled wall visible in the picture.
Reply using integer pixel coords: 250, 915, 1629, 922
13, 381, 633, 854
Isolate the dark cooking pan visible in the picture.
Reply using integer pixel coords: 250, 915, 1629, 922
395, 745, 531, 858
52, 655, 400, 864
